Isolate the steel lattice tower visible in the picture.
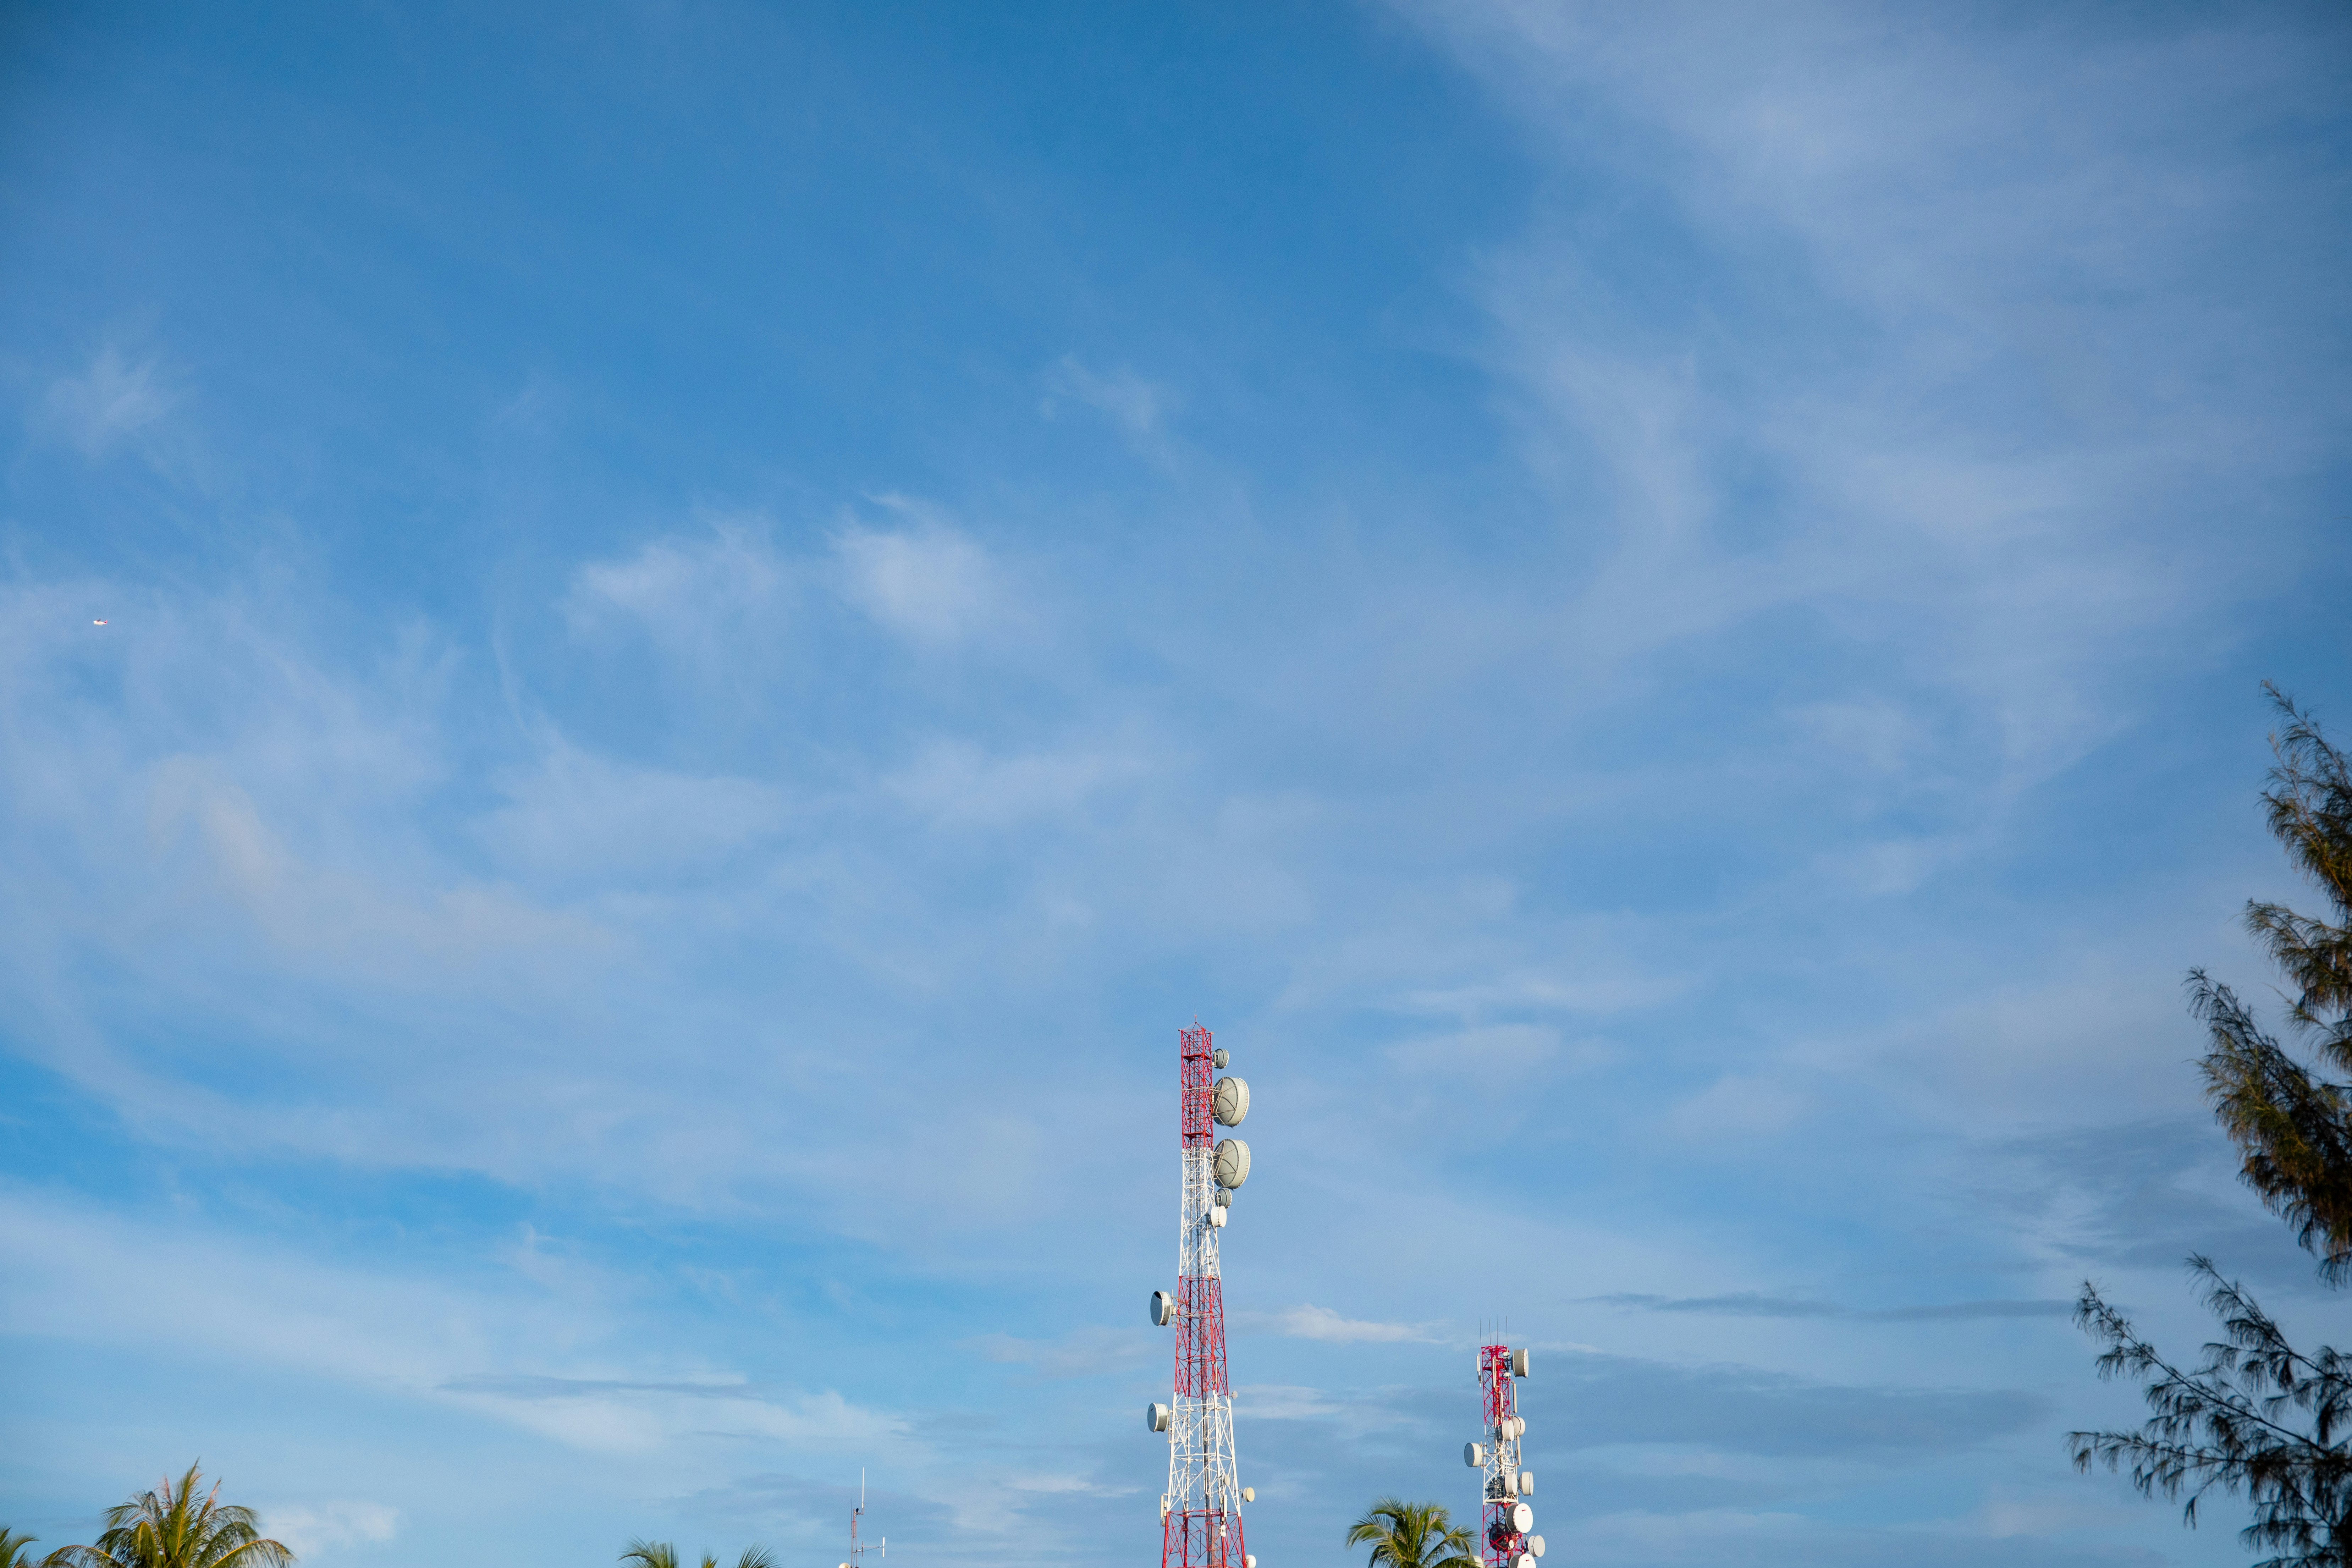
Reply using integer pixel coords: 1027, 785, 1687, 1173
1469, 1343, 1540, 1568
1153, 1024, 1251, 1568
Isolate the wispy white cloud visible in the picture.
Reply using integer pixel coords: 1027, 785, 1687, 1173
1588, 1290, 2069, 1323
1966, 1487, 2137, 1540
886, 739, 1144, 829
438, 1375, 900, 1456
1228, 1383, 1349, 1421
1040, 355, 1171, 438
1393, 963, 1683, 1019
1783, 698, 1926, 778
0, 1182, 549, 1391
1390, 0, 2333, 810
966, 1325, 1150, 1379
148, 754, 609, 976
260, 1502, 401, 1561
999, 1473, 1136, 1497
1384, 1023, 1616, 1075
1665, 1073, 1809, 1141
479, 738, 793, 880
0, 1182, 908, 1463
488, 371, 567, 437
829, 510, 1004, 647
1241, 1304, 1442, 1344
563, 519, 792, 661
40, 346, 177, 457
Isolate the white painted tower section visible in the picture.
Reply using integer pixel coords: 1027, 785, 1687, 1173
1165, 1140, 1241, 1530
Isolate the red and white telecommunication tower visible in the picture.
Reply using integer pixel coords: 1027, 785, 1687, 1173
1147, 1024, 1255, 1568
1463, 1343, 1541, 1568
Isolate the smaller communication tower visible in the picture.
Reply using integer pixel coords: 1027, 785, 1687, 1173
1461, 1341, 1541, 1568
838, 1470, 883, 1568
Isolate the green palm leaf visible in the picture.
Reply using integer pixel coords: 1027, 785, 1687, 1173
1345, 1497, 1480, 1568
619, 1540, 767, 1568
47, 1464, 292, 1568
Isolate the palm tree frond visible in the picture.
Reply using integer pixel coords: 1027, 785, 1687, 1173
1346, 1498, 1472, 1568
56, 1464, 292, 1568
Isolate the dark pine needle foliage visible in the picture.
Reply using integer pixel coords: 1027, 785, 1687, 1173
2073, 688, 2352, 1566
2075, 1257, 2352, 1563
2206, 687, 2352, 1280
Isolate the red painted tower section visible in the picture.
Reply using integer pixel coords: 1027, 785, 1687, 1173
1478, 1344, 1523, 1568
1173, 1027, 1229, 1414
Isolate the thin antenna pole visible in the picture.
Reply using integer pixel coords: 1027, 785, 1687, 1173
848, 1470, 881, 1568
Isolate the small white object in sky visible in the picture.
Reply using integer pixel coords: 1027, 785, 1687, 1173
92, 619, 107, 626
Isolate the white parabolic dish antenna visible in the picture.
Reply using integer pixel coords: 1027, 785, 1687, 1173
1213, 1137, 1251, 1188
1212, 1075, 1249, 1126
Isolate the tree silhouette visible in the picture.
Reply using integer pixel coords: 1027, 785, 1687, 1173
2073, 688, 2352, 1566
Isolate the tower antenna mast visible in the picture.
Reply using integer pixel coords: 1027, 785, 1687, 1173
1147, 1024, 1257, 1568
1463, 1343, 1541, 1568
839, 1469, 882, 1568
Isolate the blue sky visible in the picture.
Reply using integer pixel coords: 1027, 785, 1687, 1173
2, 2, 2350, 1565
